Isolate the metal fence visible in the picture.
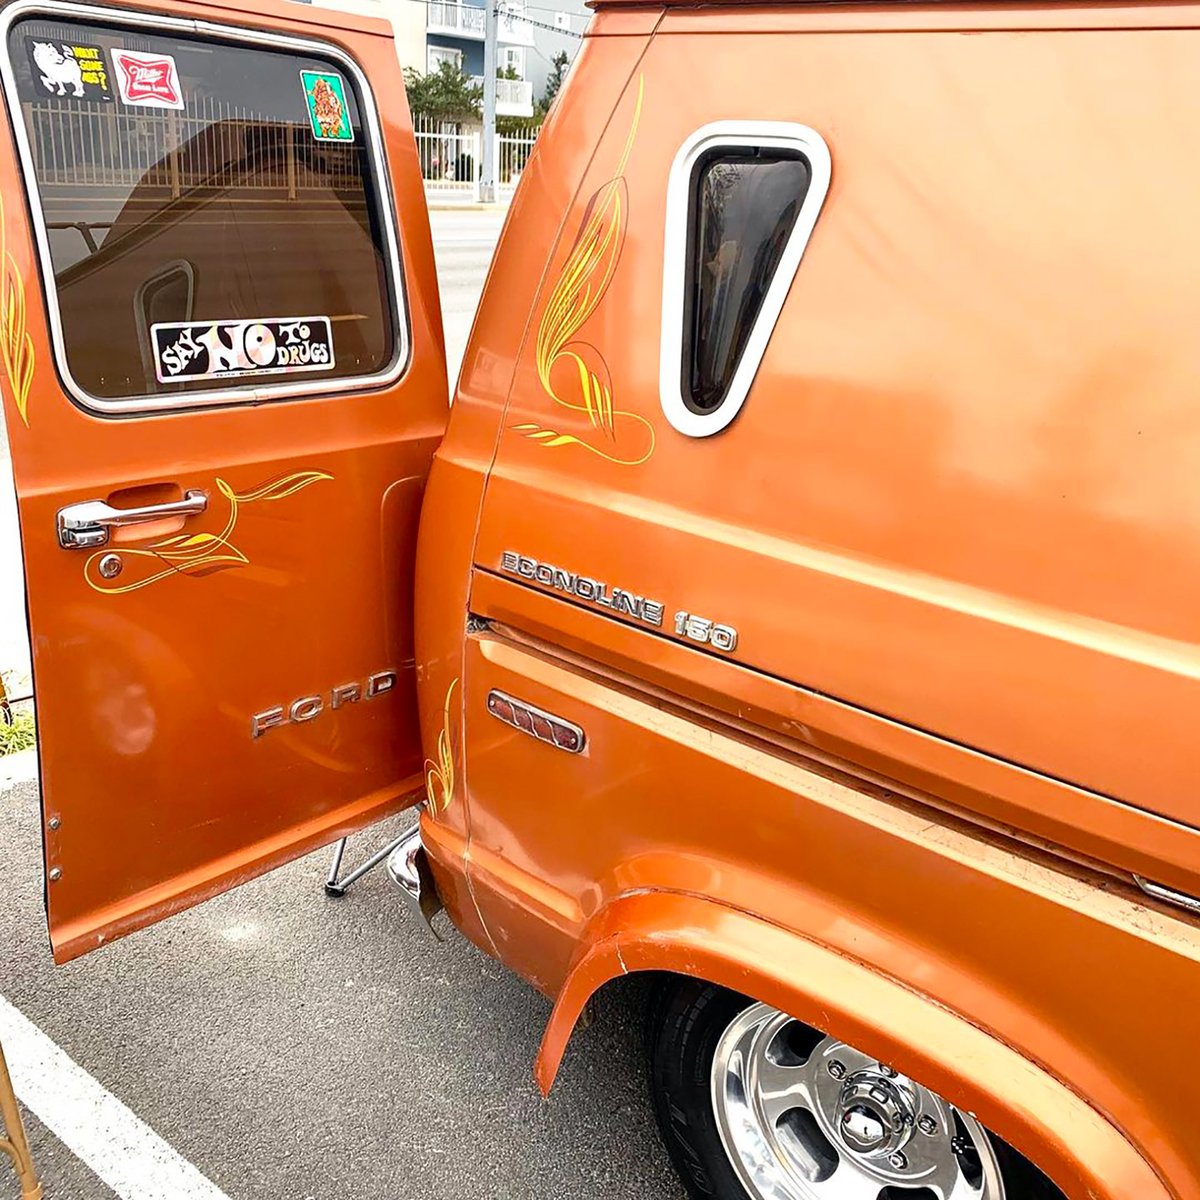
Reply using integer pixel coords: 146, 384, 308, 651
413, 116, 480, 202
25, 99, 542, 206
413, 115, 541, 204
24, 96, 363, 196
496, 126, 537, 197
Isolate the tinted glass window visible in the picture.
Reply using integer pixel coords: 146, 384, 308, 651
682, 148, 811, 415
7, 17, 396, 403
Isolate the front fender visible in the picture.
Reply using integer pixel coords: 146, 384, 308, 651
536, 890, 1168, 1200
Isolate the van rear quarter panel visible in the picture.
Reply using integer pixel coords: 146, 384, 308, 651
458, 6, 1200, 1198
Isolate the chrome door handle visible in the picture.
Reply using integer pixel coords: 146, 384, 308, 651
57, 490, 208, 549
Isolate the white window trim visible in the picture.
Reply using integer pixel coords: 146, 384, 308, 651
500, 46, 523, 74
659, 121, 831, 439
0, 0, 410, 417
427, 44, 463, 72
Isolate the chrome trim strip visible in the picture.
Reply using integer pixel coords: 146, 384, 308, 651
486, 688, 586, 753
0, 0, 410, 416
659, 120, 831, 439
1133, 874, 1200, 916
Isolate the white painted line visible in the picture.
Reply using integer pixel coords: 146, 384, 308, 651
0, 995, 233, 1200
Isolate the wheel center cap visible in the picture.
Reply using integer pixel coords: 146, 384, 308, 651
835, 1073, 915, 1160
840, 1106, 887, 1151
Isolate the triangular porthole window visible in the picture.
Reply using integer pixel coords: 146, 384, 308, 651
660, 124, 831, 438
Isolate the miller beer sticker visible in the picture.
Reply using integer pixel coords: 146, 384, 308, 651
112, 48, 184, 110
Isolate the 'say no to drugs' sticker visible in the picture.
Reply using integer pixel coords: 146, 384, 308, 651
151, 317, 336, 384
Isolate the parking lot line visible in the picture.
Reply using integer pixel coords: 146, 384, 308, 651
0, 995, 232, 1200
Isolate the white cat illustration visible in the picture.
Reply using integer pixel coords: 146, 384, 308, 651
31, 42, 84, 97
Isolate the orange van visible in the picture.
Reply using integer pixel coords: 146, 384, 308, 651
4, 0, 1200, 1196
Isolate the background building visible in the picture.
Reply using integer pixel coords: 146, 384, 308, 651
425, 0, 535, 116
298, 0, 589, 118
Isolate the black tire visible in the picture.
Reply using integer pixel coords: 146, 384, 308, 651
646, 976, 1065, 1200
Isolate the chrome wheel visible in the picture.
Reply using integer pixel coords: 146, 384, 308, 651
710, 1003, 1004, 1200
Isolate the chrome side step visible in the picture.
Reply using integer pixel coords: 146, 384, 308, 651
387, 822, 445, 938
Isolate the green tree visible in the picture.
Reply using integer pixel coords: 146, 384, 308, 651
536, 51, 571, 118
402, 62, 482, 122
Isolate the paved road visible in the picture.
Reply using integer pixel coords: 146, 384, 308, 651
430, 206, 508, 391
0, 208, 685, 1200
1, 779, 683, 1200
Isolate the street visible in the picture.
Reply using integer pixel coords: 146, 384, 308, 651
0, 208, 685, 1200
430, 207, 508, 390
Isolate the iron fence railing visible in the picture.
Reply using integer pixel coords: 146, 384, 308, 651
26, 99, 541, 206
413, 116, 541, 202
24, 96, 362, 195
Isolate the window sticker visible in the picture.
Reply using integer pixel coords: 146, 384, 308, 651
112, 48, 184, 110
151, 317, 335, 384
300, 70, 353, 142
26, 38, 112, 100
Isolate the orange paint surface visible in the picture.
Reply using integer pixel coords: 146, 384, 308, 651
5, 2, 1200, 1196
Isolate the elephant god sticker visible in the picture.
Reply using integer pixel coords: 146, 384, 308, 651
113, 48, 184, 110
151, 317, 335, 384
25, 39, 112, 101
300, 70, 353, 142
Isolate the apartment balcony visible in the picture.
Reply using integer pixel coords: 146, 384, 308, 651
470, 75, 534, 117
427, 1, 484, 37
427, 0, 533, 45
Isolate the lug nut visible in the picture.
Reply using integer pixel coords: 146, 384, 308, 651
827, 1059, 846, 1080
888, 1151, 907, 1170
918, 1115, 937, 1135
877, 1063, 897, 1077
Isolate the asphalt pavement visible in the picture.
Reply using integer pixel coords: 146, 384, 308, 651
430, 206, 508, 392
0, 208, 686, 1200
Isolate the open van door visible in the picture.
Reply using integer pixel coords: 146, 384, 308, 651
0, 0, 447, 962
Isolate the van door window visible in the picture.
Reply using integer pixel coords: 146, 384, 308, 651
2, 9, 404, 411
660, 124, 831, 438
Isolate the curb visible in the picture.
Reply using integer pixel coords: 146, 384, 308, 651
426, 202, 510, 212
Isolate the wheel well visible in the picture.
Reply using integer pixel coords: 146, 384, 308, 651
534, 892, 1168, 1200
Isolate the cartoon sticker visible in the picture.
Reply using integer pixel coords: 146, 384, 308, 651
151, 317, 335, 384
300, 70, 353, 142
26, 39, 112, 101
112, 49, 184, 110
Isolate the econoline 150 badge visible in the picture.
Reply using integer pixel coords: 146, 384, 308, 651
152, 317, 335, 384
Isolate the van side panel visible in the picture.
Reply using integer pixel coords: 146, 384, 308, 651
462, 7, 1200, 1196
473, 17, 1200, 863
